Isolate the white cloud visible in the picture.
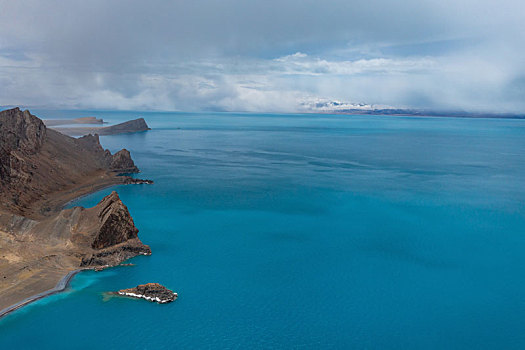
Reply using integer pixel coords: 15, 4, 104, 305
1, 0, 524, 112
273, 52, 436, 75
0, 49, 523, 113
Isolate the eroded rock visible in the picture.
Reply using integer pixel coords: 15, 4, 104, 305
113, 283, 178, 304
110, 149, 139, 173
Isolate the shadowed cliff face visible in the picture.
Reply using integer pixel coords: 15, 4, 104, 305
0, 108, 138, 216
0, 108, 46, 155
111, 149, 139, 173
91, 191, 139, 249
76, 191, 151, 267
0, 108, 46, 207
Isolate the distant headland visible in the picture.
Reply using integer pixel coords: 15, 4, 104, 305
44, 117, 151, 136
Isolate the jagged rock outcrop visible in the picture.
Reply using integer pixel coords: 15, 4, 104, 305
76, 134, 138, 173
90, 191, 139, 249
75, 133, 106, 153
0, 108, 47, 208
113, 283, 178, 304
110, 149, 138, 173
0, 108, 46, 155
76, 192, 151, 266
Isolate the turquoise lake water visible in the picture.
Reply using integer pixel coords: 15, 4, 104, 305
2, 111, 525, 349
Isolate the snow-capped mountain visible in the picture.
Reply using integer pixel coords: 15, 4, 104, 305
299, 98, 394, 113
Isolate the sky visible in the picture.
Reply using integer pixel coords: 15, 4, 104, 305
0, 0, 524, 113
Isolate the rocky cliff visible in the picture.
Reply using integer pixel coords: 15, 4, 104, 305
0, 191, 150, 270
0, 108, 152, 311
0, 108, 47, 210
90, 191, 139, 249
0, 108, 139, 217
77, 191, 151, 267
75, 134, 139, 173
110, 149, 139, 173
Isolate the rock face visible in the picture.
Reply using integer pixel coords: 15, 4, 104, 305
0, 108, 47, 209
75, 133, 106, 153
90, 191, 138, 249
110, 149, 138, 173
0, 108, 46, 155
75, 192, 151, 267
0, 108, 140, 216
75, 134, 138, 173
114, 283, 178, 304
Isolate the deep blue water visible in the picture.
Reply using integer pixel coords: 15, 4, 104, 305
2, 111, 525, 349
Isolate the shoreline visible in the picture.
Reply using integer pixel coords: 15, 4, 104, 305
0, 174, 136, 319
29, 172, 126, 220
0, 269, 84, 320
0, 108, 152, 322
61, 181, 121, 209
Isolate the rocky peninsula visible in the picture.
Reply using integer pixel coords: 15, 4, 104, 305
112, 283, 178, 304
48, 118, 150, 137
0, 107, 151, 315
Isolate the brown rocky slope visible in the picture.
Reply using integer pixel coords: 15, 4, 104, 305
0, 107, 151, 312
0, 108, 144, 217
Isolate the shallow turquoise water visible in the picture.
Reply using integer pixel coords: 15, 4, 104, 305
2, 111, 525, 349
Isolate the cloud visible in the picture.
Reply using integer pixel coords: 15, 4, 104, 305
0, 0, 524, 112
274, 52, 436, 75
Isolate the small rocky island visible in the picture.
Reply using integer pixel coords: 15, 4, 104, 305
113, 283, 178, 304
